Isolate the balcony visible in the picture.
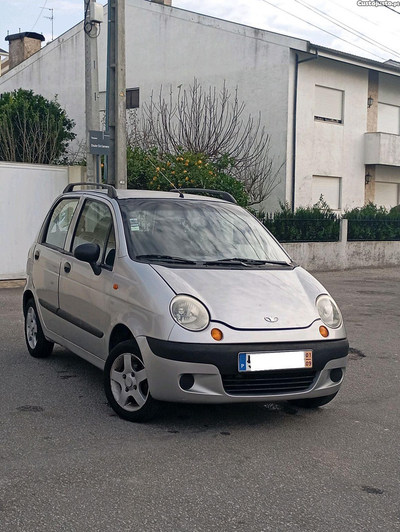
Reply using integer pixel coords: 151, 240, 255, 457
365, 132, 400, 167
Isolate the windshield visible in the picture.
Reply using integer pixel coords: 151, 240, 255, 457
118, 198, 291, 266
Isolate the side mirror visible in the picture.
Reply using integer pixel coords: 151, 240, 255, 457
74, 243, 101, 275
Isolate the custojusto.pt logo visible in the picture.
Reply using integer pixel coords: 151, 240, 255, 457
357, 0, 400, 6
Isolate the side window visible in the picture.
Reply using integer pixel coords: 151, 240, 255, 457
44, 198, 79, 250
71, 200, 115, 267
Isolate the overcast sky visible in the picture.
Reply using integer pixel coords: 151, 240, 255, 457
1, 0, 400, 63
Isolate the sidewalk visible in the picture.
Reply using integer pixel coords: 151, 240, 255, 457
0, 280, 25, 289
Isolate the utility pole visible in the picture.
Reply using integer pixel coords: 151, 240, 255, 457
84, 0, 101, 183
106, 0, 127, 188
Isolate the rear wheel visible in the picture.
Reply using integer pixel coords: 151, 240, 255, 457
104, 340, 160, 422
24, 298, 54, 358
289, 392, 338, 409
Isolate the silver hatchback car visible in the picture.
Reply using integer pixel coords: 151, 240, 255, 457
23, 184, 348, 421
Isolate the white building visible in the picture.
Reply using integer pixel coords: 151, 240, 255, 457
1, 0, 400, 211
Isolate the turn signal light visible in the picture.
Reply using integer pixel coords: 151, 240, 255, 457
319, 325, 329, 338
211, 328, 223, 341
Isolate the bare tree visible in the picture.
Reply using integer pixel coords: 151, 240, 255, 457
127, 80, 282, 206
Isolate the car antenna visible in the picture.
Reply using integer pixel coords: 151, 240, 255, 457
146, 157, 184, 198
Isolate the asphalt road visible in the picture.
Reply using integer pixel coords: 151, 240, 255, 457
0, 267, 399, 532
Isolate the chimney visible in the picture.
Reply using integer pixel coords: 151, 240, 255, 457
5, 32, 45, 70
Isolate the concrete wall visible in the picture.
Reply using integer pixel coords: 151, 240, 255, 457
285, 240, 400, 271
0, 162, 71, 279
365, 132, 400, 166
295, 57, 369, 212
0, 24, 85, 144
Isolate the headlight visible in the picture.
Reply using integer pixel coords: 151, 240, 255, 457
170, 295, 210, 331
316, 295, 342, 329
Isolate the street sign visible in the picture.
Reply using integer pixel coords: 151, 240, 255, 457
89, 130, 110, 155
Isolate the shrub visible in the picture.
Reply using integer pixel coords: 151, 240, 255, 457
126, 146, 249, 207
343, 202, 400, 240
0, 89, 75, 164
259, 198, 340, 242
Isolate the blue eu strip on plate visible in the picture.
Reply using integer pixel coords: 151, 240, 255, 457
239, 353, 247, 372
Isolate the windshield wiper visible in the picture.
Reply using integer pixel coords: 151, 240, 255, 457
203, 258, 291, 266
135, 254, 197, 265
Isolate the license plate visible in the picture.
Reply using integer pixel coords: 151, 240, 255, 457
238, 350, 313, 372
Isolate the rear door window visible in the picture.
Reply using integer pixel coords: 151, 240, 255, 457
44, 198, 79, 250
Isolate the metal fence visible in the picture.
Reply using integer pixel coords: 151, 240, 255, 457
262, 217, 340, 243
261, 216, 400, 243
347, 219, 400, 241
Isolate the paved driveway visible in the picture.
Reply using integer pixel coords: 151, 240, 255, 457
0, 267, 399, 531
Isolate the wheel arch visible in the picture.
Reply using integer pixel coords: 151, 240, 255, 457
109, 324, 139, 354
23, 290, 34, 314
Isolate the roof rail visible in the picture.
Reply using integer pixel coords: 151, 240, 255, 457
63, 183, 117, 199
171, 188, 237, 204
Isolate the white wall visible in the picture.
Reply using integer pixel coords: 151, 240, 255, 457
295, 58, 368, 211
285, 240, 400, 271
0, 24, 86, 145
0, 162, 69, 279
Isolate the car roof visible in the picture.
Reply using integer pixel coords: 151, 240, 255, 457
115, 189, 222, 202
63, 186, 230, 203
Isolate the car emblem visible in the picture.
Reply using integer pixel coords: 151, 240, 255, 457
264, 316, 279, 323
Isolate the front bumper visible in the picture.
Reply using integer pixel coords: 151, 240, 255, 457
138, 337, 349, 403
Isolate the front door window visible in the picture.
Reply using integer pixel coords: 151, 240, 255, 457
71, 199, 115, 268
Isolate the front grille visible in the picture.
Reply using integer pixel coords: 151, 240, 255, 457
222, 369, 317, 396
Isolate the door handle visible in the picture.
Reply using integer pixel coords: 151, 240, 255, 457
64, 262, 71, 273
34, 250, 40, 260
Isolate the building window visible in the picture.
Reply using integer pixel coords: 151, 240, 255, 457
377, 102, 400, 134
312, 176, 341, 210
375, 182, 400, 209
126, 88, 139, 109
314, 86, 344, 124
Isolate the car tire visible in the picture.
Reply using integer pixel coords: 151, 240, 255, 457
104, 340, 160, 422
288, 392, 338, 409
24, 298, 54, 358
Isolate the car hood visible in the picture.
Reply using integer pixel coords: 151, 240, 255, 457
152, 265, 327, 330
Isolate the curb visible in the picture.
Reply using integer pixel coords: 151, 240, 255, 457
0, 280, 26, 289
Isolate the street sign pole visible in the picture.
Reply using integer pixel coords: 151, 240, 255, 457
106, 0, 127, 189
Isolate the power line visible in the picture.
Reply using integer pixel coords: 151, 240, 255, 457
327, 0, 400, 33
326, 0, 400, 38
257, 0, 386, 60
294, 0, 400, 60
31, 0, 48, 32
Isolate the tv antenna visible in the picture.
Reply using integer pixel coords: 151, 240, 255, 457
40, 7, 54, 41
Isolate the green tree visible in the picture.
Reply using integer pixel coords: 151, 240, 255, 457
0, 89, 76, 164
127, 146, 249, 207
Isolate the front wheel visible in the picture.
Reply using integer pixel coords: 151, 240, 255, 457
288, 392, 338, 409
104, 340, 160, 422
24, 299, 54, 358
